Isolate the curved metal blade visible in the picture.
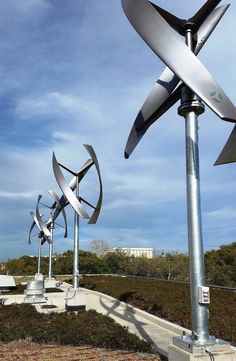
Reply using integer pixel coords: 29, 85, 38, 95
30, 211, 41, 231
35, 199, 51, 238
48, 190, 68, 238
41, 234, 49, 245
125, 84, 182, 158
214, 125, 236, 165
150, 0, 221, 36
52, 152, 90, 219
28, 216, 36, 244
83, 144, 103, 224
189, 0, 222, 33
124, 3, 230, 158
78, 158, 94, 178
194, 4, 229, 54
148, 1, 185, 34
121, 0, 236, 122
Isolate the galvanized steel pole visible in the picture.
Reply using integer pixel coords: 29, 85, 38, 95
73, 175, 80, 289
48, 223, 54, 279
178, 26, 209, 344
37, 237, 42, 275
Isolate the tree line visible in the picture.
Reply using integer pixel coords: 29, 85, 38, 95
1, 242, 235, 287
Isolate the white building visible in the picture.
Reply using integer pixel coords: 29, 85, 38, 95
114, 247, 154, 259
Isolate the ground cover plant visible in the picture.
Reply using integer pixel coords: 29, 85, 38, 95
0, 304, 155, 354
80, 276, 236, 345
3, 285, 63, 295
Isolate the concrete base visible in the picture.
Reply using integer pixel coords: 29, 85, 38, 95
0, 275, 16, 291
65, 288, 86, 311
34, 273, 43, 281
24, 280, 46, 304
169, 336, 236, 361
44, 278, 56, 288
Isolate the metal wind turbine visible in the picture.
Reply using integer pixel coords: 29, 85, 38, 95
121, 0, 236, 349
28, 212, 48, 276
52, 144, 103, 290
29, 192, 68, 279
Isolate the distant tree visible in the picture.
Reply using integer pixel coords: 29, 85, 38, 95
103, 249, 129, 274
53, 250, 110, 275
53, 250, 73, 275
205, 242, 236, 287
6, 256, 37, 275
80, 251, 111, 274
90, 240, 110, 256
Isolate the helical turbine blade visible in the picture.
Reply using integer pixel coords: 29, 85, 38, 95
35, 200, 51, 238
50, 159, 94, 211
48, 190, 68, 237
189, 0, 222, 32
30, 211, 41, 232
214, 125, 236, 165
150, 0, 221, 35
194, 4, 229, 54
83, 144, 103, 224
28, 215, 36, 244
124, 3, 231, 158
78, 158, 94, 178
41, 235, 49, 245
148, 1, 185, 34
52, 152, 90, 219
121, 0, 236, 123
125, 84, 182, 158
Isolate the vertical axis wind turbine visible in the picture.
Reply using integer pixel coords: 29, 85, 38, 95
29, 192, 67, 278
52, 144, 103, 290
121, 0, 236, 347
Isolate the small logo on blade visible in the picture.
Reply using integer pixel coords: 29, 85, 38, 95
210, 90, 223, 103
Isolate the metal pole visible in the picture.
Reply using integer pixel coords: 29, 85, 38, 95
37, 237, 42, 275
73, 175, 80, 289
178, 25, 209, 344
48, 223, 54, 279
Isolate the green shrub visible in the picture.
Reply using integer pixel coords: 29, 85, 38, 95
0, 304, 154, 353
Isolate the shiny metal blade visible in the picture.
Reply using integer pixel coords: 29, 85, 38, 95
52, 152, 90, 219
121, 0, 236, 122
124, 3, 231, 158
194, 4, 229, 53
125, 84, 182, 158
48, 190, 68, 237
28, 215, 36, 244
214, 125, 236, 165
35, 200, 51, 238
189, 0, 222, 32
83, 144, 103, 224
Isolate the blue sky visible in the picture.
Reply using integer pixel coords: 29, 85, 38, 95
0, 0, 235, 261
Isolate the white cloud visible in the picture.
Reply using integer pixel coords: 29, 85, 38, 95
16, 92, 103, 120
205, 208, 236, 220
52, 131, 76, 142
0, 191, 37, 199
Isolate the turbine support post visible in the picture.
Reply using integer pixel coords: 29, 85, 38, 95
178, 24, 209, 345
73, 174, 80, 290
48, 222, 54, 279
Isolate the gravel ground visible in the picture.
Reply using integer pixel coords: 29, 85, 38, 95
0, 341, 162, 361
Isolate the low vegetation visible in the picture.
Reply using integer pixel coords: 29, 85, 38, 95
0, 304, 155, 354
81, 275, 236, 345
3, 285, 63, 295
